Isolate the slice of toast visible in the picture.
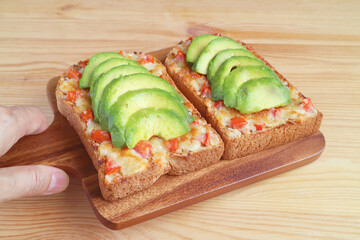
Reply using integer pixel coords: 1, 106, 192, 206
165, 38, 322, 160
56, 51, 224, 201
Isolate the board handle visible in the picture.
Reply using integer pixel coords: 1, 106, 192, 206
0, 77, 96, 179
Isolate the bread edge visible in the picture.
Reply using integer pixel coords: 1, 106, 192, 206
56, 75, 102, 171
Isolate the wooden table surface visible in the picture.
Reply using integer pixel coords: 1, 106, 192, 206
0, 0, 359, 239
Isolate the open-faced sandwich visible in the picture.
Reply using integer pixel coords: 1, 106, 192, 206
56, 34, 322, 201
56, 51, 224, 201
165, 34, 322, 159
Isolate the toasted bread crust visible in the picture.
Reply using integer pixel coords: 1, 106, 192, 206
56, 55, 224, 201
56, 75, 102, 171
168, 143, 224, 175
165, 42, 323, 160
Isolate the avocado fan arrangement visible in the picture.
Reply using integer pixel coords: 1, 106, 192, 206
187, 34, 292, 113
79, 53, 194, 149
78, 34, 292, 150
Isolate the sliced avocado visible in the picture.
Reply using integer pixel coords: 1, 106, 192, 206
79, 52, 126, 88
207, 49, 256, 80
223, 66, 278, 107
192, 37, 246, 75
91, 65, 150, 122
211, 56, 265, 101
124, 108, 190, 149
108, 89, 191, 147
186, 34, 220, 63
235, 77, 292, 114
98, 73, 184, 130
89, 58, 139, 97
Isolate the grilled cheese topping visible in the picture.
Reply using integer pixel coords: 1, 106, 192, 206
166, 40, 318, 137
58, 51, 221, 184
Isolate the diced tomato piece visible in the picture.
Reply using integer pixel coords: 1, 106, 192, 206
138, 54, 154, 64
214, 100, 224, 109
271, 108, 281, 118
118, 50, 125, 56
302, 98, 312, 112
164, 138, 179, 153
230, 116, 248, 129
105, 157, 122, 175
213, 33, 222, 36
192, 117, 200, 125
106, 166, 121, 175
80, 108, 93, 123
245, 45, 252, 51
133, 140, 152, 158
200, 81, 211, 96
254, 123, 265, 131
67, 90, 82, 103
146, 55, 155, 63
201, 132, 210, 146
91, 129, 111, 142
187, 36, 194, 42
175, 50, 186, 61
68, 68, 82, 80
79, 59, 89, 68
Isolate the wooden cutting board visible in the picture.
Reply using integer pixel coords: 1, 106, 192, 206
0, 48, 325, 230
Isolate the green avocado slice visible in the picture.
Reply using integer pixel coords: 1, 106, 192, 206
192, 37, 245, 75
223, 65, 279, 107
98, 74, 185, 131
108, 89, 191, 147
211, 56, 265, 101
79, 52, 127, 88
91, 65, 150, 122
123, 108, 190, 149
235, 77, 292, 114
186, 34, 221, 63
207, 49, 256, 81
89, 58, 139, 97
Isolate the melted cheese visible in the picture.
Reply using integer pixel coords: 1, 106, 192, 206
58, 77, 79, 94
149, 137, 170, 168
85, 120, 101, 136
99, 143, 148, 178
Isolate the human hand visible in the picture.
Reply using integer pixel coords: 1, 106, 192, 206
0, 105, 69, 203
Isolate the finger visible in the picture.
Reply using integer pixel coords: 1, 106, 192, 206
0, 105, 48, 156
0, 165, 69, 203
10, 105, 48, 136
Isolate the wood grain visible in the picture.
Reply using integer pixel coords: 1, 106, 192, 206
0, 0, 359, 239
86, 133, 324, 230
0, 69, 325, 230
